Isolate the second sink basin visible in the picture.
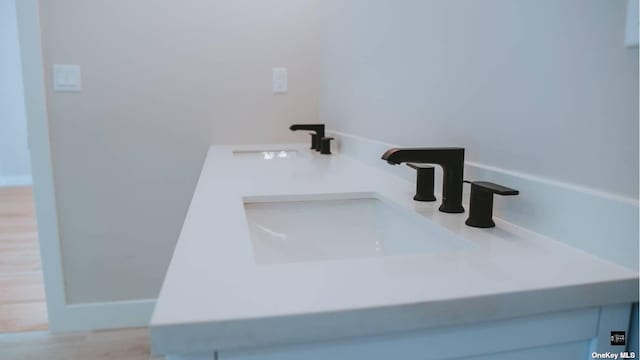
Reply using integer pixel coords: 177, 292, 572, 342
243, 194, 471, 264
233, 149, 299, 160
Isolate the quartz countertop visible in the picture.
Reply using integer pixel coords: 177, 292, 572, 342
150, 144, 638, 356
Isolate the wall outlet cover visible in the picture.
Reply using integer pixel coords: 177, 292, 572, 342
272, 67, 288, 93
53, 64, 82, 92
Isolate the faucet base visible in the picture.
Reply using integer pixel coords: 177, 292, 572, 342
438, 204, 465, 214
465, 218, 495, 228
413, 194, 438, 202
413, 194, 436, 202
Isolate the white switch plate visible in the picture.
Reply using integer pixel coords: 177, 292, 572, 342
53, 64, 82, 92
625, 0, 639, 47
272, 67, 288, 93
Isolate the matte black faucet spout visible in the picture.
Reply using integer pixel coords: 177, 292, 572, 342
381, 147, 465, 213
290, 124, 325, 151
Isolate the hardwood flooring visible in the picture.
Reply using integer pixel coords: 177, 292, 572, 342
0, 187, 160, 359
0, 327, 160, 359
0, 186, 48, 332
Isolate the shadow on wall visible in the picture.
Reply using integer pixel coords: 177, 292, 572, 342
0, 0, 31, 186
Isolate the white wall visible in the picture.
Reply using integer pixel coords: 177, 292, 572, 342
320, 0, 639, 199
38, 0, 320, 303
0, 0, 31, 185
31, 0, 638, 311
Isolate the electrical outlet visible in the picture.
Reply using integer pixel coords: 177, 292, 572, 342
272, 67, 288, 93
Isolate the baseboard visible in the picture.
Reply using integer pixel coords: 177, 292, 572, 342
49, 298, 156, 333
329, 130, 639, 270
0, 175, 33, 187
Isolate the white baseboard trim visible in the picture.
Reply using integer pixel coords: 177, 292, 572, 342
49, 298, 155, 333
330, 130, 639, 270
0, 175, 33, 187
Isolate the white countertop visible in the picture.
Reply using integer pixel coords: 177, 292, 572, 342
150, 144, 638, 355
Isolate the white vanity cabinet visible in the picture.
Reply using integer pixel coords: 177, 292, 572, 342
166, 304, 633, 360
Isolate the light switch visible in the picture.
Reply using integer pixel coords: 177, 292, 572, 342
625, 0, 639, 47
272, 67, 288, 93
53, 64, 82, 92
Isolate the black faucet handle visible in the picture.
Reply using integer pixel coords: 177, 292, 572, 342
309, 133, 318, 150
407, 164, 436, 202
320, 137, 334, 155
464, 180, 519, 228
464, 181, 519, 196
406, 163, 435, 170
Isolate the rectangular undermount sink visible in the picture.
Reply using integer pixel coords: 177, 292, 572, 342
243, 195, 471, 264
233, 149, 299, 160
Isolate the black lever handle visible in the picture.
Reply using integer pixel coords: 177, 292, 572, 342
407, 164, 436, 202
463, 181, 519, 196
309, 134, 318, 151
320, 137, 334, 155
290, 124, 325, 151
464, 181, 519, 228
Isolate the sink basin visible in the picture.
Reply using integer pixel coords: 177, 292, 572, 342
243, 195, 471, 264
233, 150, 299, 160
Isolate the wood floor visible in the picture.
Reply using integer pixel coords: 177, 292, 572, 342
0, 186, 48, 332
0, 186, 160, 359
0, 327, 159, 360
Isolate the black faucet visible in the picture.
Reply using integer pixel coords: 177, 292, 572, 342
290, 124, 325, 151
381, 147, 465, 213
